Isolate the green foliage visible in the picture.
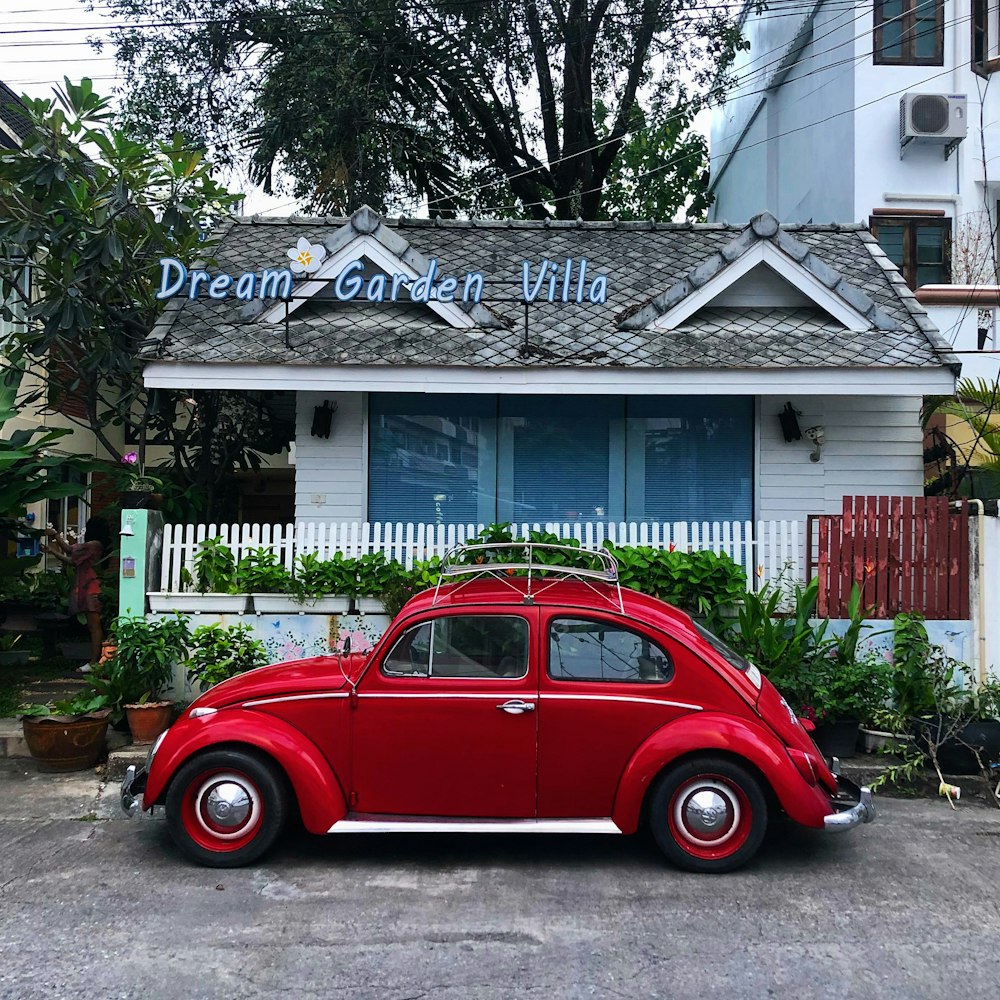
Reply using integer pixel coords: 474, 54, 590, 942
603, 542, 746, 628
727, 579, 826, 688
103, 0, 745, 219
19, 690, 110, 718
185, 622, 268, 689
891, 613, 935, 718
193, 538, 239, 595
238, 547, 294, 595
0, 634, 21, 652
106, 613, 190, 705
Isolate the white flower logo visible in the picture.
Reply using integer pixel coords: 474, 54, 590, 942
286, 237, 327, 274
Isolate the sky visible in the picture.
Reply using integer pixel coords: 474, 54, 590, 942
0, 0, 299, 214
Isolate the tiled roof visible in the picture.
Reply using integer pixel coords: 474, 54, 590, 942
142, 207, 960, 374
0, 81, 32, 147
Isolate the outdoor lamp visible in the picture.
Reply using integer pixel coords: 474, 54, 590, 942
778, 402, 802, 442
120, 514, 135, 537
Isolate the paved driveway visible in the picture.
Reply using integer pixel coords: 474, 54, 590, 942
0, 763, 998, 1000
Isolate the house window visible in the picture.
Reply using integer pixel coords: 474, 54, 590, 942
44, 466, 88, 570
368, 394, 754, 525
870, 215, 951, 289
874, 0, 944, 65
972, 0, 1000, 73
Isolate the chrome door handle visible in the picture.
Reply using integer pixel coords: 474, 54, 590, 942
497, 699, 535, 714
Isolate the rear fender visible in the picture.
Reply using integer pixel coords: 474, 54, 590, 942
611, 712, 831, 834
143, 710, 347, 834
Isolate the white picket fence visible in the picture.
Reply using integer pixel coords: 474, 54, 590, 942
157, 519, 804, 593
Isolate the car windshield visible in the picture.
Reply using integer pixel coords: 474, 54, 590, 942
693, 623, 750, 672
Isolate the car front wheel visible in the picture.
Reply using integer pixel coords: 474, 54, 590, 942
648, 756, 768, 874
166, 749, 288, 868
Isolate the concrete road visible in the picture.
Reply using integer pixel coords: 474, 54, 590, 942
1, 761, 999, 1000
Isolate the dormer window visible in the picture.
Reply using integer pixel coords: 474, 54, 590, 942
874, 0, 944, 65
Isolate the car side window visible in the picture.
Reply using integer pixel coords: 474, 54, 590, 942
382, 622, 433, 676
548, 618, 674, 683
381, 616, 529, 680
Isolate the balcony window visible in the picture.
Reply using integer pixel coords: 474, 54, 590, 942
874, 0, 944, 65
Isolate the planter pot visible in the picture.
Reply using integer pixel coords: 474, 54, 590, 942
355, 596, 386, 615
717, 600, 745, 620
21, 711, 110, 772
859, 727, 913, 754
913, 717, 1000, 775
124, 701, 173, 744
121, 490, 163, 510
252, 594, 350, 614
0, 649, 29, 666
811, 720, 861, 759
148, 593, 249, 614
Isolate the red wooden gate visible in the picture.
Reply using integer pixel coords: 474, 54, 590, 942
807, 496, 969, 620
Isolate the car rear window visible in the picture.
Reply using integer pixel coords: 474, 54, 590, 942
693, 623, 750, 672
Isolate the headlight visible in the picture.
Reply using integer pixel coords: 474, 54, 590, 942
145, 730, 167, 770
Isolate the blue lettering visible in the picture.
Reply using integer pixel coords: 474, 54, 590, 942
260, 269, 293, 299
365, 273, 387, 302
437, 276, 457, 303
188, 270, 211, 300
463, 272, 484, 303
391, 272, 409, 300
410, 258, 439, 303
521, 260, 548, 302
156, 257, 187, 299
335, 260, 364, 300
208, 274, 233, 300
588, 274, 608, 304
234, 272, 257, 301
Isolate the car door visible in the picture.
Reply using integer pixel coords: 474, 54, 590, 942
351, 609, 539, 818
537, 609, 703, 819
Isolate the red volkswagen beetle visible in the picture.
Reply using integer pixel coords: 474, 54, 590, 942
121, 544, 874, 873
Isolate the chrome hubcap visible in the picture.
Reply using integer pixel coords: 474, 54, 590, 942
206, 782, 252, 828
193, 773, 260, 840
673, 779, 740, 847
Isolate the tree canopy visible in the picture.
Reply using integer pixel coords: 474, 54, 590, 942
101, 0, 743, 219
0, 80, 289, 518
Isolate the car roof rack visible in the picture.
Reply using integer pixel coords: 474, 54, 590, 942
433, 542, 623, 612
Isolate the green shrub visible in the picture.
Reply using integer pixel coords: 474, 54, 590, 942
186, 622, 268, 689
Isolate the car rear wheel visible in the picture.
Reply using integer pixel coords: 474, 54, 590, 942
166, 749, 288, 868
648, 757, 768, 874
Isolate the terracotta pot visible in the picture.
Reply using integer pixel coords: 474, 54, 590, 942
99, 641, 117, 665
21, 712, 110, 772
124, 701, 173, 744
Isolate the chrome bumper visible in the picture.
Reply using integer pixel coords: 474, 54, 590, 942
823, 775, 876, 832
120, 764, 147, 818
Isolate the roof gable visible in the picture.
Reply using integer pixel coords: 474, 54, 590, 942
259, 205, 505, 333
619, 212, 902, 334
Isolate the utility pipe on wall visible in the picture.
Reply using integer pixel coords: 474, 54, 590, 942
956, 499, 988, 685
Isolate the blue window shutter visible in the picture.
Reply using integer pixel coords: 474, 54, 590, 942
368, 393, 496, 523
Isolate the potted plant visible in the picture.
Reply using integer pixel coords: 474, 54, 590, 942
0, 632, 28, 665
19, 690, 111, 771
293, 552, 352, 613
892, 613, 1000, 775
354, 552, 394, 614
186, 621, 268, 693
239, 547, 302, 614
149, 537, 248, 613
109, 613, 190, 744
119, 451, 164, 509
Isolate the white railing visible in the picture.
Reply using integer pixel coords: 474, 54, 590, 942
158, 520, 804, 593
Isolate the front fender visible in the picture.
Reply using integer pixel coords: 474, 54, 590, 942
144, 710, 348, 834
611, 712, 831, 834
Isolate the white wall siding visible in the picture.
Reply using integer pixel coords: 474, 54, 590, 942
757, 394, 924, 522
294, 390, 367, 523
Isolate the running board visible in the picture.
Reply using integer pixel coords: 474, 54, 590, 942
327, 816, 622, 835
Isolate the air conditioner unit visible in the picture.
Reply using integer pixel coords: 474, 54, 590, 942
899, 93, 967, 158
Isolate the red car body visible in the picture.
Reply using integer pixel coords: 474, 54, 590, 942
123, 576, 874, 873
